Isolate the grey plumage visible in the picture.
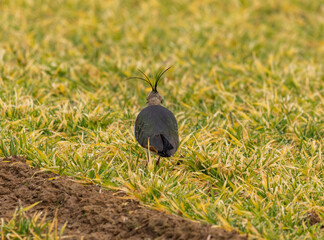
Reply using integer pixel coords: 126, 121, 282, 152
135, 105, 179, 157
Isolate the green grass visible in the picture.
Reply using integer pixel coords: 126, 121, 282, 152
1, 202, 66, 239
0, 0, 323, 239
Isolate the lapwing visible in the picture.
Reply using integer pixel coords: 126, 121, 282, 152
130, 67, 179, 165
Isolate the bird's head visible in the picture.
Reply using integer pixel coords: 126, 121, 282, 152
146, 90, 163, 106
128, 66, 171, 106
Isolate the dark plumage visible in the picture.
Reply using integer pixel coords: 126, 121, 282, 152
135, 105, 179, 158
131, 67, 179, 164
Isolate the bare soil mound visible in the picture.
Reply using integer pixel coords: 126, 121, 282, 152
0, 156, 247, 240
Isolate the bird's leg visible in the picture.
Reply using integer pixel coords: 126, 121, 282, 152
156, 156, 160, 165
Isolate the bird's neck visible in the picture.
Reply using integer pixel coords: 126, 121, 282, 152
147, 97, 162, 106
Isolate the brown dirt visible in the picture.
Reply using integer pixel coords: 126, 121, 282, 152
0, 156, 247, 240
307, 211, 323, 227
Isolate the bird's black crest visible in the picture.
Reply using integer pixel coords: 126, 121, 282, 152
127, 66, 172, 92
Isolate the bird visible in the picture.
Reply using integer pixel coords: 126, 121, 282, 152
130, 67, 179, 165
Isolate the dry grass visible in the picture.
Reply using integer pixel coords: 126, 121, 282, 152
0, 0, 323, 239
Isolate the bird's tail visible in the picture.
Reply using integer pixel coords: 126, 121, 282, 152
159, 134, 173, 157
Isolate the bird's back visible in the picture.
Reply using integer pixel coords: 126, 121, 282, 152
135, 105, 179, 157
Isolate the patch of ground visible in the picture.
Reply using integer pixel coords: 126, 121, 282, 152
0, 156, 247, 240
307, 211, 323, 227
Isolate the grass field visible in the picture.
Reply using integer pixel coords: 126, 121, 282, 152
0, 0, 323, 239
